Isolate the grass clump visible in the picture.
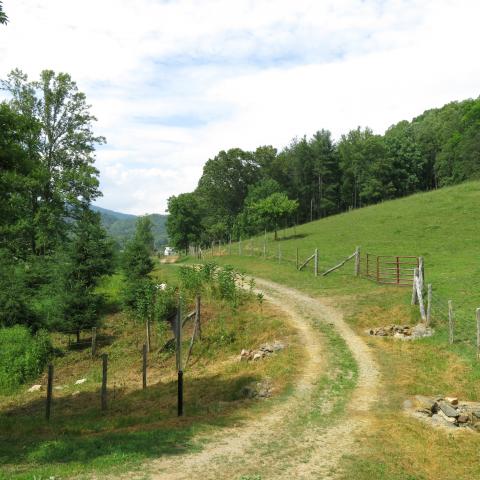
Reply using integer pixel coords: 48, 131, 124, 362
0, 325, 51, 393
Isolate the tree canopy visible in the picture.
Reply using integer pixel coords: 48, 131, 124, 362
166, 96, 480, 249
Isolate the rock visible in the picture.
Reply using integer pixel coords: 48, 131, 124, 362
75, 378, 87, 385
413, 395, 436, 414
28, 384, 42, 393
253, 352, 262, 361
72, 390, 80, 396
457, 414, 469, 423
272, 341, 285, 351
240, 349, 250, 357
438, 401, 459, 418
445, 396, 459, 405
54, 386, 64, 391
437, 409, 457, 424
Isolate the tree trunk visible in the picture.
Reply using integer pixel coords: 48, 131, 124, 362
76, 329, 80, 344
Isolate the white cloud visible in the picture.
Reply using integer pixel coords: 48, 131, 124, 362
1, 0, 479, 214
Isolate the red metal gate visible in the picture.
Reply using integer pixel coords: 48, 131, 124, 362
363, 254, 419, 286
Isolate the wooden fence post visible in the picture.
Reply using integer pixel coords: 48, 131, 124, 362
146, 318, 151, 353
91, 327, 97, 357
419, 256, 425, 291
354, 246, 360, 277
176, 299, 184, 417
101, 353, 108, 411
142, 343, 147, 389
45, 364, 53, 421
426, 284, 432, 326
278, 245, 281, 264
195, 294, 202, 340
296, 247, 299, 270
476, 308, 480, 360
314, 248, 318, 277
415, 273, 426, 321
411, 268, 418, 305
448, 300, 454, 345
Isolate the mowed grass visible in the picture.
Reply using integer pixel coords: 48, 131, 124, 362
209, 181, 480, 480
0, 264, 302, 480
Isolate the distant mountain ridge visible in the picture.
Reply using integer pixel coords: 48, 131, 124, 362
91, 205, 168, 248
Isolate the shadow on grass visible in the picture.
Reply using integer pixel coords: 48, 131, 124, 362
66, 333, 116, 352
0, 372, 260, 470
276, 233, 308, 242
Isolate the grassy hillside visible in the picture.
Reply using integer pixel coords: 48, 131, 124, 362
211, 181, 480, 480
92, 205, 168, 247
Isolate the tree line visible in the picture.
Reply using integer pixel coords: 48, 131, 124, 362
167, 96, 480, 249
0, 69, 115, 339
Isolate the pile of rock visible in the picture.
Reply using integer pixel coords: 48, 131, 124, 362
239, 341, 286, 362
407, 395, 480, 430
240, 378, 273, 399
367, 323, 433, 340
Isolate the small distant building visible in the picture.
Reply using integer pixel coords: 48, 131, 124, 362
164, 246, 175, 256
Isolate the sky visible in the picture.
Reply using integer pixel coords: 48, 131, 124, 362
1, 0, 479, 215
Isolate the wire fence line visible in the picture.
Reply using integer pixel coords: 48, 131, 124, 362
195, 239, 480, 357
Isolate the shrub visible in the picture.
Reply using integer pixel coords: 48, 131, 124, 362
0, 325, 52, 392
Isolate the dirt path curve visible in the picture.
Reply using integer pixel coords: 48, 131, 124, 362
142, 277, 380, 480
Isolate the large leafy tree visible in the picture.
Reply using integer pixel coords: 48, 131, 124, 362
1, 69, 105, 255
249, 193, 298, 240
166, 192, 203, 250
196, 148, 260, 232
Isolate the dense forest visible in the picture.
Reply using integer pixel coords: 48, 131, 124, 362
167, 97, 480, 249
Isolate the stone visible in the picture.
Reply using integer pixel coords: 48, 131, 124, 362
437, 409, 457, 424
253, 353, 262, 361
445, 396, 458, 405
75, 378, 87, 385
54, 386, 64, 391
28, 384, 42, 393
72, 390, 80, 396
413, 395, 436, 414
457, 414, 469, 423
438, 401, 459, 418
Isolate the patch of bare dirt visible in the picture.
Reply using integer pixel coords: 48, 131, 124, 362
124, 277, 380, 480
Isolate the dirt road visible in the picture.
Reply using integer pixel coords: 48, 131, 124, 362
141, 277, 380, 479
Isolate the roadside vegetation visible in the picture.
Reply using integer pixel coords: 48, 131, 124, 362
0, 259, 301, 479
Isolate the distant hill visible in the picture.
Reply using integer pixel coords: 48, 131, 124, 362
91, 205, 168, 248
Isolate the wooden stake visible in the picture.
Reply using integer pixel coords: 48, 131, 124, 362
415, 274, 426, 321
45, 364, 53, 421
419, 256, 425, 291
146, 318, 151, 353
314, 248, 318, 277
411, 268, 418, 305
91, 327, 97, 357
296, 247, 299, 270
101, 354, 108, 411
426, 284, 432, 326
142, 343, 147, 389
354, 246, 360, 277
178, 370, 184, 416
175, 301, 183, 371
278, 245, 281, 264
195, 295, 201, 340
448, 300, 454, 345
